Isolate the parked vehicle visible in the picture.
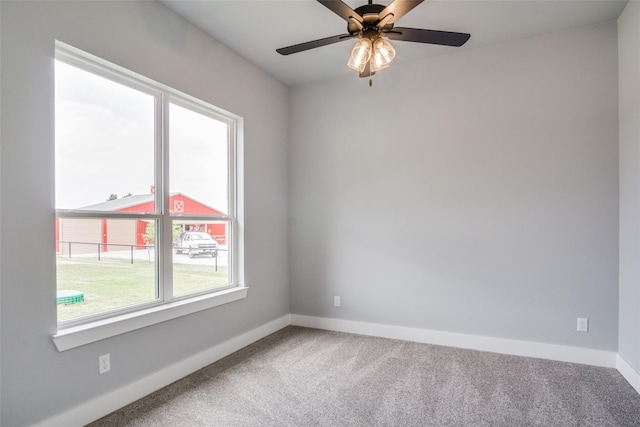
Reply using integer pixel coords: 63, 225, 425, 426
174, 231, 218, 258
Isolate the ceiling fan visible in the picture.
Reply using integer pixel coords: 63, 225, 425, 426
276, 0, 470, 79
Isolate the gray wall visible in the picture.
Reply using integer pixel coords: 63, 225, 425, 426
289, 21, 619, 350
0, 1, 289, 425
618, 1, 640, 373
0, 1, 631, 425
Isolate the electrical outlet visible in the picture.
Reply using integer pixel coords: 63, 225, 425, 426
334, 296, 340, 307
577, 318, 589, 332
99, 354, 111, 374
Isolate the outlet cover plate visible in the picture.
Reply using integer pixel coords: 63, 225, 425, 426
99, 353, 111, 374
577, 318, 589, 332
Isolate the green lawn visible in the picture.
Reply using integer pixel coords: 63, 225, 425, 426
56, 256, 229, 321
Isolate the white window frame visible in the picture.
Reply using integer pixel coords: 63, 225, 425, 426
52, 42, 246, 352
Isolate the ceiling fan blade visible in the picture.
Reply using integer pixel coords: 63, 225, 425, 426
384, 27, 470, 47
276, 33, 356, 55
317, 0, 363, 24
378, 0, 424, 25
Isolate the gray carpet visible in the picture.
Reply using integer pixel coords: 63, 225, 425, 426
88, 326, 640, 426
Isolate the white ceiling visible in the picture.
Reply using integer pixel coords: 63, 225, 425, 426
160, 0, 627, 86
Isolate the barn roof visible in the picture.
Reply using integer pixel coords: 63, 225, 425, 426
78, 194, 154, 211
77, 193, 222, 213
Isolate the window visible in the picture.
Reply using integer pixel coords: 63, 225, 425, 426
53, 43, 244, 345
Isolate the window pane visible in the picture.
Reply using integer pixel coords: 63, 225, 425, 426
56, 217, 157, 322
172, 220, 230, 297
169, 103, 229, 215
55, 46, 239, 328
55, 60, 155, 212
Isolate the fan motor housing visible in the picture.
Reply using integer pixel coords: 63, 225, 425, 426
348, 4, 388, 34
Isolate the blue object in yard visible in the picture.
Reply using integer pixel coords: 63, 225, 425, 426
57, 290, 84, 305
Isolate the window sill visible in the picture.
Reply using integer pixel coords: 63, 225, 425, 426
52, 287, 248, 351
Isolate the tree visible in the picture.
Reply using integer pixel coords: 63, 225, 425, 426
143, 221, 155, 245
142, 222, 182, 246
107, 193, 117, 201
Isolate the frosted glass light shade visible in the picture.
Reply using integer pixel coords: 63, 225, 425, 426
347, 38, 373, 72
370, 38, 396, 72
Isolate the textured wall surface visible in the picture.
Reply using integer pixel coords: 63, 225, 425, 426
618, 0, 640, 374
289, 21, 619, 351
0, 1, 289, 425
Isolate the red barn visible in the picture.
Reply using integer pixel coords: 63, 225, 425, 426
56, 193, 226, 254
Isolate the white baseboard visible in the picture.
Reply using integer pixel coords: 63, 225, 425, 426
35, 313, 638, 426
34, 314, 291, 427
616, 354, 640, 395
290, 314, 617, 368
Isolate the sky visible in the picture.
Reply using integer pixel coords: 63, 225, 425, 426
55, 60, 230, 214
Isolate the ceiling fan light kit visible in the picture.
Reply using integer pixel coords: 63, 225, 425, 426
370, 37, 395, 71
347, 37, 373, 72
276, 0, 471, 80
